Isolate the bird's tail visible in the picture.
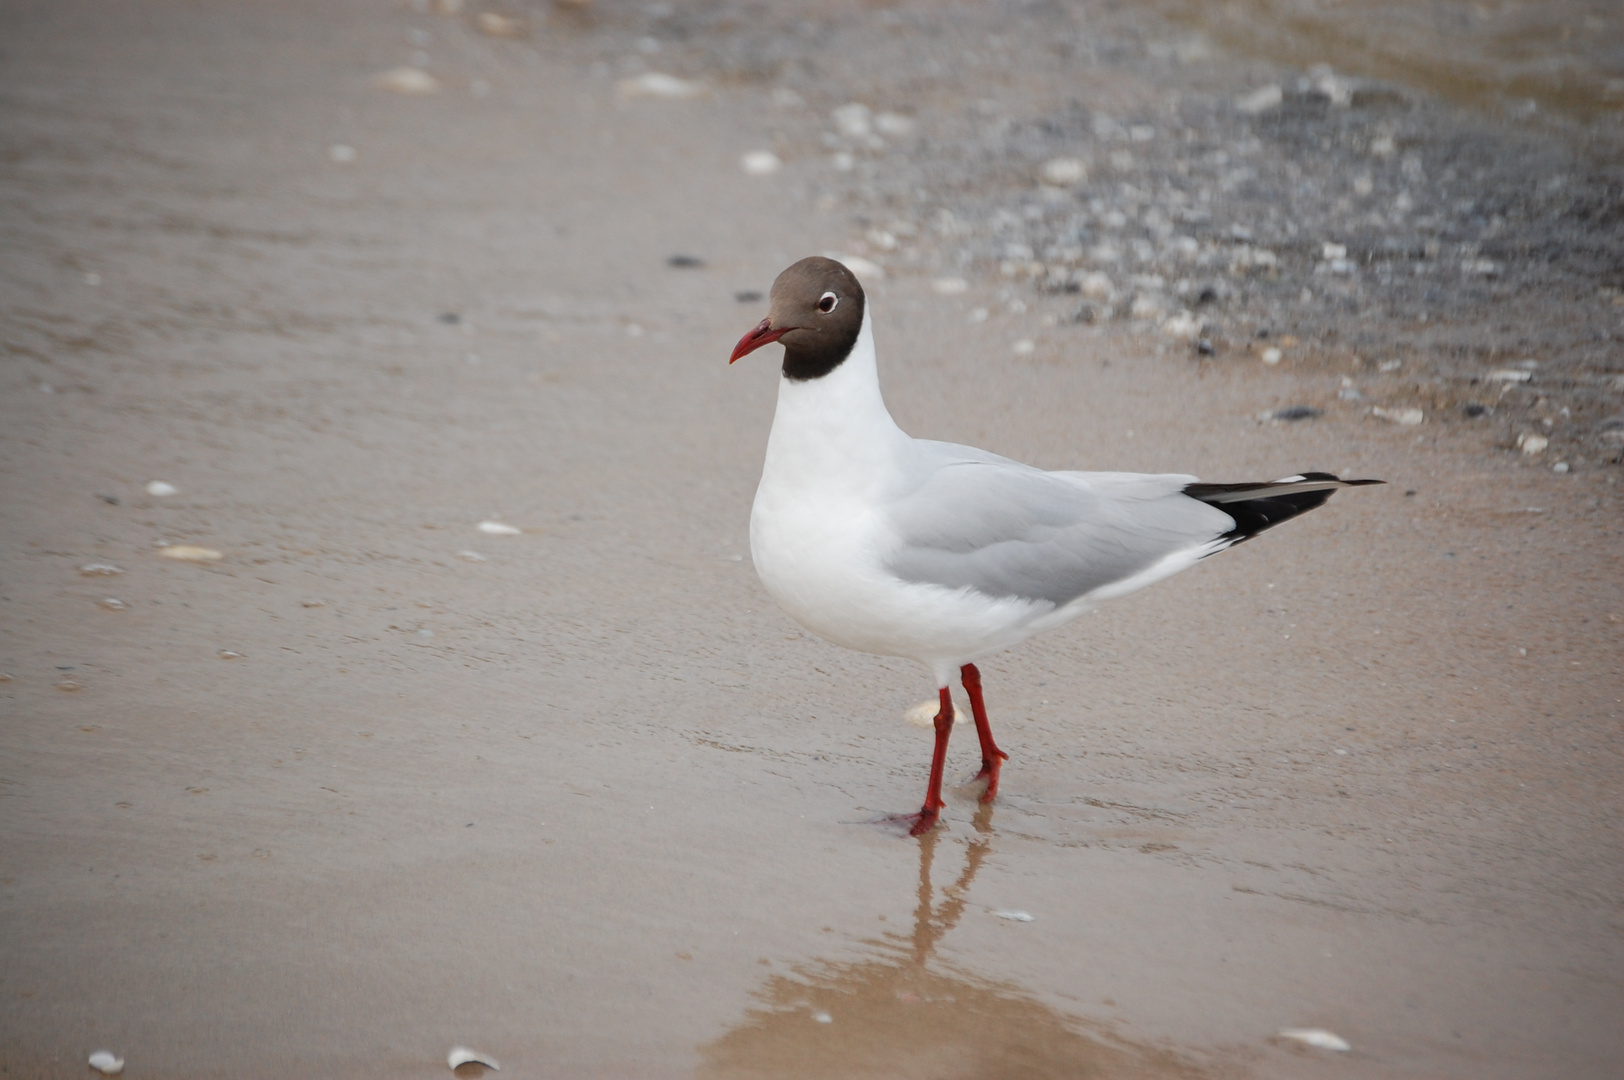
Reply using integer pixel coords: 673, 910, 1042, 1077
1184, 472, 1383, 545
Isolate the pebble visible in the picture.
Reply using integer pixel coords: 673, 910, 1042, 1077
874, 112, 916, 137
1277, 1028, 1351, 1052
475, 12, 526, 37
1373, 406, 1424, 425
831, 102, 872, 138
931, 277, 968, 295
158, 545, 223, 561
80, 563, 124, 576
97, 598, 127, 611
811, 1011, 833, 1024
447, 1046, 500, 1071
1487, 369, 1532, 383
835, 254, 884, 280
328, 144, 357, 163
1039, 157, 1088, 186
1271, 406, 1322, 422
734, 290, 763, 303
616, 73, 702, 100
667, 254, 704, 268
1261, 347, 1282, 365
994, 910, 1035, 922
374, 67, 441, 95
1161, 310, 1202, 340
146, 480, 178, 496
88, 1051, 124, 1075
904, 699, 968, 728
1552, 462, 1569, 474
1321, 242, 1347, 260
1011, 339, 1036, 356
1517, 432, 1549, 455
1076, 271, 1114, 300
478, 520, 521, 535
740, 150, 781, 176
1236, 84, 1283, 114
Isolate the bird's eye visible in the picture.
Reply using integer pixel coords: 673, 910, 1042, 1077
817, 292, 839, 313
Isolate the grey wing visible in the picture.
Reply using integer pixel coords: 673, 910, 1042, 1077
883, 448, 1234, 607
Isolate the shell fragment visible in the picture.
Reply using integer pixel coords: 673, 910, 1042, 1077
477, 520, 521, 535
158, 545, 223, 561
448, 1046, 500, 1071
88, 1050, 124, 1075
1277, 1028, 1352, 1052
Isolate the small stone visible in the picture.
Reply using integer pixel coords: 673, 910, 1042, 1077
1552, 462, 1569, 474
1261, 347, 1282, 365
836, 254, 884, 280
1011, 339, 1036, 356
904, 699, 967, 728
1322, 242, 1347, 261
741, 150, 782, 176
1161, 310, 1202, 340
97, 598, 127, 611
1039, 157, 1088, 186
994, 910, 1035, 922
158, 545, 223, 561
1487, 369, 1532, 383
1076, 271, 1114, 300
1517, 432, 1548, 455
80, 563, 124, 576
475, 12, 527, 37
831, 102, 872, 138
328, 144, 357, 163
1272, 406, 1322, 422
1196, 338, 1215, 356
874, 112, 916, 137
146, 480, 178, 496
617, 72, 702, 100
931, 277, 968, 295
478, 520, 521, 535
374, 67, 441, 95
1277, 1028, 1351, 1053
811, 1011, 833, 1024
667, 254, 704, 268
1462, 403, 1490, 418
1236, 84, 1283, 114
1373, 406, 1424, 426
734, 290, 763, 303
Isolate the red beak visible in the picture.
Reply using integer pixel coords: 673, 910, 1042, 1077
730, 318, 789, 363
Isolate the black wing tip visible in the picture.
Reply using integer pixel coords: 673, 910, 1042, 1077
1185, 472, 1382, 545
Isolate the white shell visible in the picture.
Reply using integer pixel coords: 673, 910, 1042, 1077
477, 521, 521, 535
994, 909, 1035, 922
80, 563, 124, 576
1373, 406, 1425, 426
145, 480, 178, 496
741, 150, 782, 176
88, 1050, 124, 1074
375, 67, 441, 95
158, 545, 223, 561
456, 550, 488, 562
616, 72, 702, 100
447, 1046, 500, 1070
904, 699, 968, 728
1277, 1028, 1351, 1052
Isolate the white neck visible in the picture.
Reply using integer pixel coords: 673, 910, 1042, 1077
759, 311, 910, 495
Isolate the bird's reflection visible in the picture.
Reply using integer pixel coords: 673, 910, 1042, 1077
698, 806, 1204, 1080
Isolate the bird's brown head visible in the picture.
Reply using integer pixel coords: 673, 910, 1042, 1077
730, 256, 866, 381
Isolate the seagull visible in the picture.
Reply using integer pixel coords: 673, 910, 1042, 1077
731, 256, 1380, 835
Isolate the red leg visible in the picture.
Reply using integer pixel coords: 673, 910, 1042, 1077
909, 687, 955, 836
960, 664, 1008, 803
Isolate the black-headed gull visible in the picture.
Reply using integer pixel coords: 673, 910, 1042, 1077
732, 256, 1380, 835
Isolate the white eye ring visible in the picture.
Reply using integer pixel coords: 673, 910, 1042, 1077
817, 291, 839, 313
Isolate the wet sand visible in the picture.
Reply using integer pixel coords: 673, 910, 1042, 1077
2, 2, 1621, 1077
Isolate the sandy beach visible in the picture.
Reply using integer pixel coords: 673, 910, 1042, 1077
2, 1, 1621, 1077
